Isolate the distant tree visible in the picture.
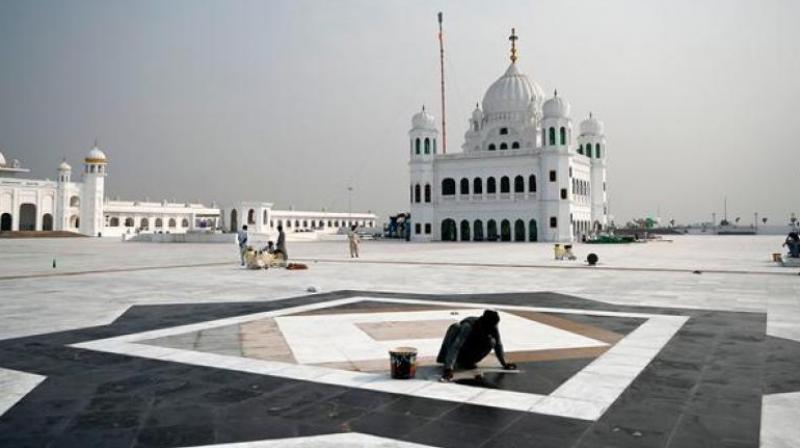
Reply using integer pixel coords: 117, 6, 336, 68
669, 219, 676, 228
735, 217, 741, 224
762, 217, 768, 225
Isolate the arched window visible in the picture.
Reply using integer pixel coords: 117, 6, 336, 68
433, 139, 437, 154
169, 218, 177, 228
473, 178, 483, 195
514, 219, 525, 241
549, 127, 556, 145
528, 175, 536, 192
595, 143, 601, 158
110, 217, 119, 227
560, 127, 566, 145
415, 138, 421, 154
441, 219, 457, 241
247, 209, 256, 225
424, 184, 431, 203
182, 218, 189, 228
585, 145, 592, 158
500, 143, 508, 150
303, 220, 308, 228
514, 175, 524, 193
410, 185, 414, 202
500, 176, 510, 193
528, 219, 538, 241
263, 210, 268, 224
124, 217, 134, 227
473, 219, 484, 241
488, 144, 496, 151
487, 219, 498, 240
460, 220, 470, 241
424, 138, 431, 154
487, 177, 497, 194
578, 144, 583, 155
42, 213, 53, 231
500, 127, 509, 135
155, 218, 163, 228
295, 220, 300, 227
460, 178, 469, 195
441, 178, 456, 196
501, 219, 511, 241
512, 141, 520, 149
414, 184, 421, 203
140, 218, 149, 229
70, 196, 80, 207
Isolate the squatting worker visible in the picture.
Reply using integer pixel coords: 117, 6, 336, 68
436, 310, 517, 381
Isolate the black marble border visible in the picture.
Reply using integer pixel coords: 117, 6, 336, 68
0, 290, 797, 448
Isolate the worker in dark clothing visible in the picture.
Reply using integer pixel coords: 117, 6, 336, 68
436, 310, 517, 381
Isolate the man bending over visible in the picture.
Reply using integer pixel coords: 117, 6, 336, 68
436, 310, 517, 381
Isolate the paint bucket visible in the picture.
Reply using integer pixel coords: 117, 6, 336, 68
389, 347, 417, 379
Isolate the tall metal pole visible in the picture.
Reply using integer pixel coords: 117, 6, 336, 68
438, 12, 446, 154
347, 186, 353, 225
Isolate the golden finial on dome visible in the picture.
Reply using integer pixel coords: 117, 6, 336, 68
508, 28, 518, 63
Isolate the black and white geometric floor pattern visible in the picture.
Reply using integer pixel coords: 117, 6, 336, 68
0, 290, 798, 448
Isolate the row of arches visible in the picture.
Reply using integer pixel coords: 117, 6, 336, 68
411, 137, 437, 155
487, 141, 521, 151
440, 218, 538, 242
572, 178, 590, 196
545, 127, 568, 146
442, 175, 537, 196
411, 184, 432, 203
0, 205, 56, 232
107, 216, 190, 229
578, 143, 602, 158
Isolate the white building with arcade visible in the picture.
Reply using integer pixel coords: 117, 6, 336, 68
409, 29, 609, 243
0, 146, 377, 239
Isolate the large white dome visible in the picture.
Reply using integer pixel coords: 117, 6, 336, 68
543, 91, 570, 118
481, 63, 544, 117
58, 159, 71, 171
411, 106, 436, 130
579, 113, 605, 136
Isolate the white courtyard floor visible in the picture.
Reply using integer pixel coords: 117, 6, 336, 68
0, 235, 798, 447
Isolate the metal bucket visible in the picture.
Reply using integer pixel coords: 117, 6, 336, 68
389, 347, 417, 379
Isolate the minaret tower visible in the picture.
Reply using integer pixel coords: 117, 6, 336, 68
80, 143, 107, 237
578, 114, 608, 230
540, 90, 574, 242
56, 159, 71, 231
408, 106, 438, 241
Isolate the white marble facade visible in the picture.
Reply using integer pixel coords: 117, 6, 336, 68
409, 30, 609, 243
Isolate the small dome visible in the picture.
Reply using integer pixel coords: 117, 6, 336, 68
58, 159, 71, 171
411, 106, 436, 130
0, 151, 5, 166
482, 63, 544, 117
579, 113, 605, 136
85, 145, 107, 162
543, 90, 570, 118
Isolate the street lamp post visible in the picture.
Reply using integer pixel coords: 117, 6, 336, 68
347, 186, 353, 227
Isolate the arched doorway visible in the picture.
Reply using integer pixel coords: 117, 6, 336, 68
247, 209, 256, 225
473, 219, 484, 241
514, 219, 525, 241
500, 219, 511, 241
528, 219, 538, 242
460, 220, 470, 241
441, 219, 457, 241
487, 220, 498, 241
140, 218, 149, 230
19, 204, 36, 231
70, 215, 80, 229
230, 209, 238, 232
42, 213, 54, 231
1, 213, 12, 231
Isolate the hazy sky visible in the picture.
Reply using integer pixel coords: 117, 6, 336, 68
1, 0, 798, 224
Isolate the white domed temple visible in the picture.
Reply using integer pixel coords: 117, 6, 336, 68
409, 29, 608, 243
